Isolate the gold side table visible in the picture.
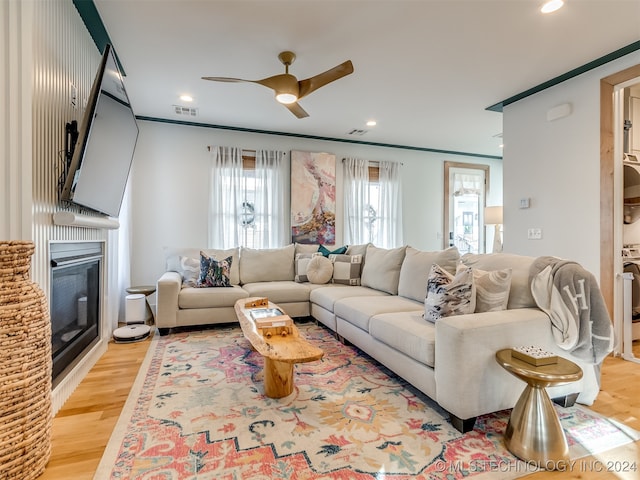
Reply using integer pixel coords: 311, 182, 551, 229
495, 349, 583, 468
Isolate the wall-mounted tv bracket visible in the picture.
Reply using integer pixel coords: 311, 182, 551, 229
58, 121, 78, 199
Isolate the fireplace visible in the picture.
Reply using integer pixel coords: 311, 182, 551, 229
50, 242, 102, 384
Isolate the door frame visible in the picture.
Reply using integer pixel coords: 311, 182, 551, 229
600, 63, 640, 318
443, 161, 490, 252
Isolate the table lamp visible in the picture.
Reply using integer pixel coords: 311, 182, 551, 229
485, 206, 503, 253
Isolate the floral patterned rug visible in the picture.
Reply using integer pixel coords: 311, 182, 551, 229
96, 322, 638, 479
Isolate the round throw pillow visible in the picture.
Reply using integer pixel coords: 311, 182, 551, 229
306, 255, 333, 284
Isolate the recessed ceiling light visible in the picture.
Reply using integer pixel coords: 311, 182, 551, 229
541, 0, 564, 13
180, 95, 193, 102
366, 120, 377, 127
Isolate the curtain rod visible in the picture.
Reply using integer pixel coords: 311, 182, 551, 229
207, 146, 256, 154
341, 158, 404, 166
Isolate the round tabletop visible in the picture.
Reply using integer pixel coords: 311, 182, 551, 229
496, 349, 583, 387
126, 285, 156, 296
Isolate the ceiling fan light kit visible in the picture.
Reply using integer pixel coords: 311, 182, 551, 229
202, 51, 353, 118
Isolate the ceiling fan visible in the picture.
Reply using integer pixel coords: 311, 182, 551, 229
202, 51, 354, 118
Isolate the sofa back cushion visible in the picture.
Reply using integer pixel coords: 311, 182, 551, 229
397, 246, 459, 303
460, 252, 536, 309
164, 246, 240, 285
361, 245, 407, 294
240, 244, 295, 284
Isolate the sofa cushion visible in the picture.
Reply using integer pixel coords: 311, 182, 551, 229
197, 253, 232, 288
397, 246, 459, 302
242, 281, 311, 304
295, 243, 319, 256
330, 254, 362, 285
369, 311, 435, 367
178, 285, 249, 309
424, 264, 475, 322
306, 255, 333, 284
472, 267, 512, 312
346, 243, 370, 257
310, 285, 389, 313
240, 244, 295, 284
295, 252, 322, 283
165, 246, 240, 286
335, 295, 423, 332
361, 245, 407, 294
461, 253, 536, 309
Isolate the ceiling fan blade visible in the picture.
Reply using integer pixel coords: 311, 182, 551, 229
284, 102, 309, 119
298, 60, 354, 99
201, 76, 253, 83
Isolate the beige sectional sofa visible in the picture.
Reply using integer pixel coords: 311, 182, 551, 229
156, 243, 603, 432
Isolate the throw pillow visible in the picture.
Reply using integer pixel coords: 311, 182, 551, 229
178, 255, 200, 287
295, 252, 322, 282
360, 245, 407, 295
397, 246, 460, 303
470, 266, 512, 312
329, 254, 362, 285
318, 244, 348, 257
239, 244, 295, 284
424, 264, 475, 322
197, 253, 232, 288
306, 255, 334, 284
460, 253, 536, 309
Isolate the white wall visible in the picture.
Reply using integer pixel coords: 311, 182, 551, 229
129, 120, 503, 285
502, 51, 640, 279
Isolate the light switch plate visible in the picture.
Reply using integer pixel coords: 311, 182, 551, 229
527, 228, 542, 240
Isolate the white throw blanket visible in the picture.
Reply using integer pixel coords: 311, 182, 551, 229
530, 256, 615, 365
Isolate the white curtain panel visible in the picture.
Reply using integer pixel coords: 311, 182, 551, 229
209, 146, 243, 249
254, 149, 287, 248
343, 157, 370, 245
108, 177, 131, 326
377, 160, 404, 248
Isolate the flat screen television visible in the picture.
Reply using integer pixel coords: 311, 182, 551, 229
60, 44, 138, 218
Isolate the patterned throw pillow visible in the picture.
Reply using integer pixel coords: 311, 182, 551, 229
472, 267, 512, 312
295, 252, 322, 282
329, 254, 362, 285
197, 253, 232, 288
318, 244, 348, 257
178, 255, 200, 287
424, 264, 475, 322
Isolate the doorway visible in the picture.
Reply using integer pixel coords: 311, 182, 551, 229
600, 63, 640, 323
443, 162, 489, 254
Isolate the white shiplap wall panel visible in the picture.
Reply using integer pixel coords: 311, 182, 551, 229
30, 0, 116, 414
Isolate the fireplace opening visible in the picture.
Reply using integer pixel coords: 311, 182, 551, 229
50, 242, 102, 384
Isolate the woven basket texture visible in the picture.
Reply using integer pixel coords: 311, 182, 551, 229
0, 241, 52, 479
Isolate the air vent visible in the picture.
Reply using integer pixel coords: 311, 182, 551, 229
173, 105, 198, 117
347, 129, 368, 136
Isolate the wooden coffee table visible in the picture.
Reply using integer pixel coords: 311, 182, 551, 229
496, 349, 583, 467
235, 298, 324, 398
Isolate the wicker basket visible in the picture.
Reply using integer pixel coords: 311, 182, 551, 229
0, 241, 52, 479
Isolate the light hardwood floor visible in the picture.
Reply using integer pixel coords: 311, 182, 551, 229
37, 335, 639, 480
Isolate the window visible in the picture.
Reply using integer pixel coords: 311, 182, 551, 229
344, 158, 403, 248
209, 147, 286, 249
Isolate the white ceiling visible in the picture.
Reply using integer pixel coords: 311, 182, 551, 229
94, 0, 640, 158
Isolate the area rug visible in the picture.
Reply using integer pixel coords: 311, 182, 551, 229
95, 322, 638, 479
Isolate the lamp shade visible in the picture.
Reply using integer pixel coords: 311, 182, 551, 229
485, 206, 503, 225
